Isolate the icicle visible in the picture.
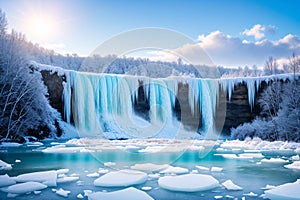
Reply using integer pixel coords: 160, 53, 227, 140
245, 78, 256, 110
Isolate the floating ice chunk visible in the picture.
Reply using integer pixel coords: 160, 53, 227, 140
214, 196, 223, 199
261, 184, 276, 190
131, 163, 169, 172
57, 176, 79, 183
0, 160, 12, 170
42, 146, 84, 153
284, 161, 300, 170
98, 168, 109, 174
15, 160, 21, 163
238, 153, 264, 159
56, 188, 71, 197
291, 155, 300, 161
222, 180, 243, 191
88, 187, 154, 200
261, 158, 288, 163
225, 195, 235, 199
141, 186, 152, 191
2, 182, 47, 194
0, 174, 16, 187
159, 166, 189, 174
26, 142, 44, 147
243, 192, 258, 197
195, 165, 210, 171
295, 148, 300, 154
15, 170, 57, 187
56, 169, 70, 175
264, 179, 300, 200
77, 193, 84, 199
33, 190, 42, 194
76, 180, 84, 186
0, 142, 22, 147
158, 174, 219, 192
94, 170, 147, 187
87, 173, 100, 178
148, 173, 160, 179
104, 162, 116, 167
211, 167, 223, 172
84, 190, 93, 196
191, 170, 198, 174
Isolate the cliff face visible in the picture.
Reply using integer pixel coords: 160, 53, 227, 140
41, 70, 264, 134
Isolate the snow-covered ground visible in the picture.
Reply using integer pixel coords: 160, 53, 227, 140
0, 138, 300, 199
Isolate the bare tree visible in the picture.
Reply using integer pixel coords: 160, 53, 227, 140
289, 52, 299, 80
263, 56, 278, 75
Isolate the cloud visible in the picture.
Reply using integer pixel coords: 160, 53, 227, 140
149, 30, 300, 68
242, 24, 276, 40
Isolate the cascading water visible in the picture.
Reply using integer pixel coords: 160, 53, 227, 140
63, 71, 295, 139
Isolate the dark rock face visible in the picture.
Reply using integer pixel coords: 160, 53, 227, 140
41, 70, 65, 116
41, 70, 263, 134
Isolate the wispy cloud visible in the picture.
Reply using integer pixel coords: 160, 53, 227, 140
242, 24, 276, 40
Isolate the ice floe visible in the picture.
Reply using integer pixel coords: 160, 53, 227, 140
94, 170, 147, 187
57, 176, 79, 183
222, 180, 243, 191
0, 174, 16, 187
261, 158, 288, 163
264, 179, 300, 200
56, 188, 71, 197
284, 161, 300, 170
141, 186, 152, 191
158, 174, 219, 192
195, 165, 210, 171
243, 192, 258, 197
88, 187, 154, 200
14, 170, 57, 187
87, 172, 100, 178
211, 167, 223, 172
291, 155, 300, 161
0, 160, 12, 170
131, 163, 169, 172
159, 166, 189, 174
104, 162, 116, 167
77, 193, 84, 199
1, 181, 47, 194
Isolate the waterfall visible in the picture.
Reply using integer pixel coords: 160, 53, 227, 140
62, 71, 223, 138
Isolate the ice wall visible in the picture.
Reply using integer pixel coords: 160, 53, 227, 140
62, 70, 297, 138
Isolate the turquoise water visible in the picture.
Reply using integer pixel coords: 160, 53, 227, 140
0, 140, 300, 200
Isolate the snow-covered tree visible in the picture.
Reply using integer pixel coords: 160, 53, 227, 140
0, 9, 59, 142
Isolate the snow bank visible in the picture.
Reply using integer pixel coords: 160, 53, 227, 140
131, 163, 169, 172
88, 187, 154, 200
158, 174, 219, 192
94, 170, 147, 187
2, 181, 47, 194
0, 160, 12, 170
15, 170, 57, 187
159, 166, 189, 174
0, 142, 22, 147
265, 179, 300, 200
0, 174, 16, 187
222, 180, 243, 191
284, 161, 300, 170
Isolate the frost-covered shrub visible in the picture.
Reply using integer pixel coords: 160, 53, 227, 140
231, 81, 300, 142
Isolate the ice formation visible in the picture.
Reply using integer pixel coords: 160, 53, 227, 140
264, 179, 300, 200
61, 69, 298, 138
88, 187, 154, 200
93, 170, 147, 187
158, 174, 219, 192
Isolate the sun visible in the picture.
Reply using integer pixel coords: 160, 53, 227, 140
26, 14, 56, 41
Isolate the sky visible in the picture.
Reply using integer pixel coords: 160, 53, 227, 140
1, 0, 300, 68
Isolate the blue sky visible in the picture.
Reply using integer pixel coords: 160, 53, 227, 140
1, 0, 300, 67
